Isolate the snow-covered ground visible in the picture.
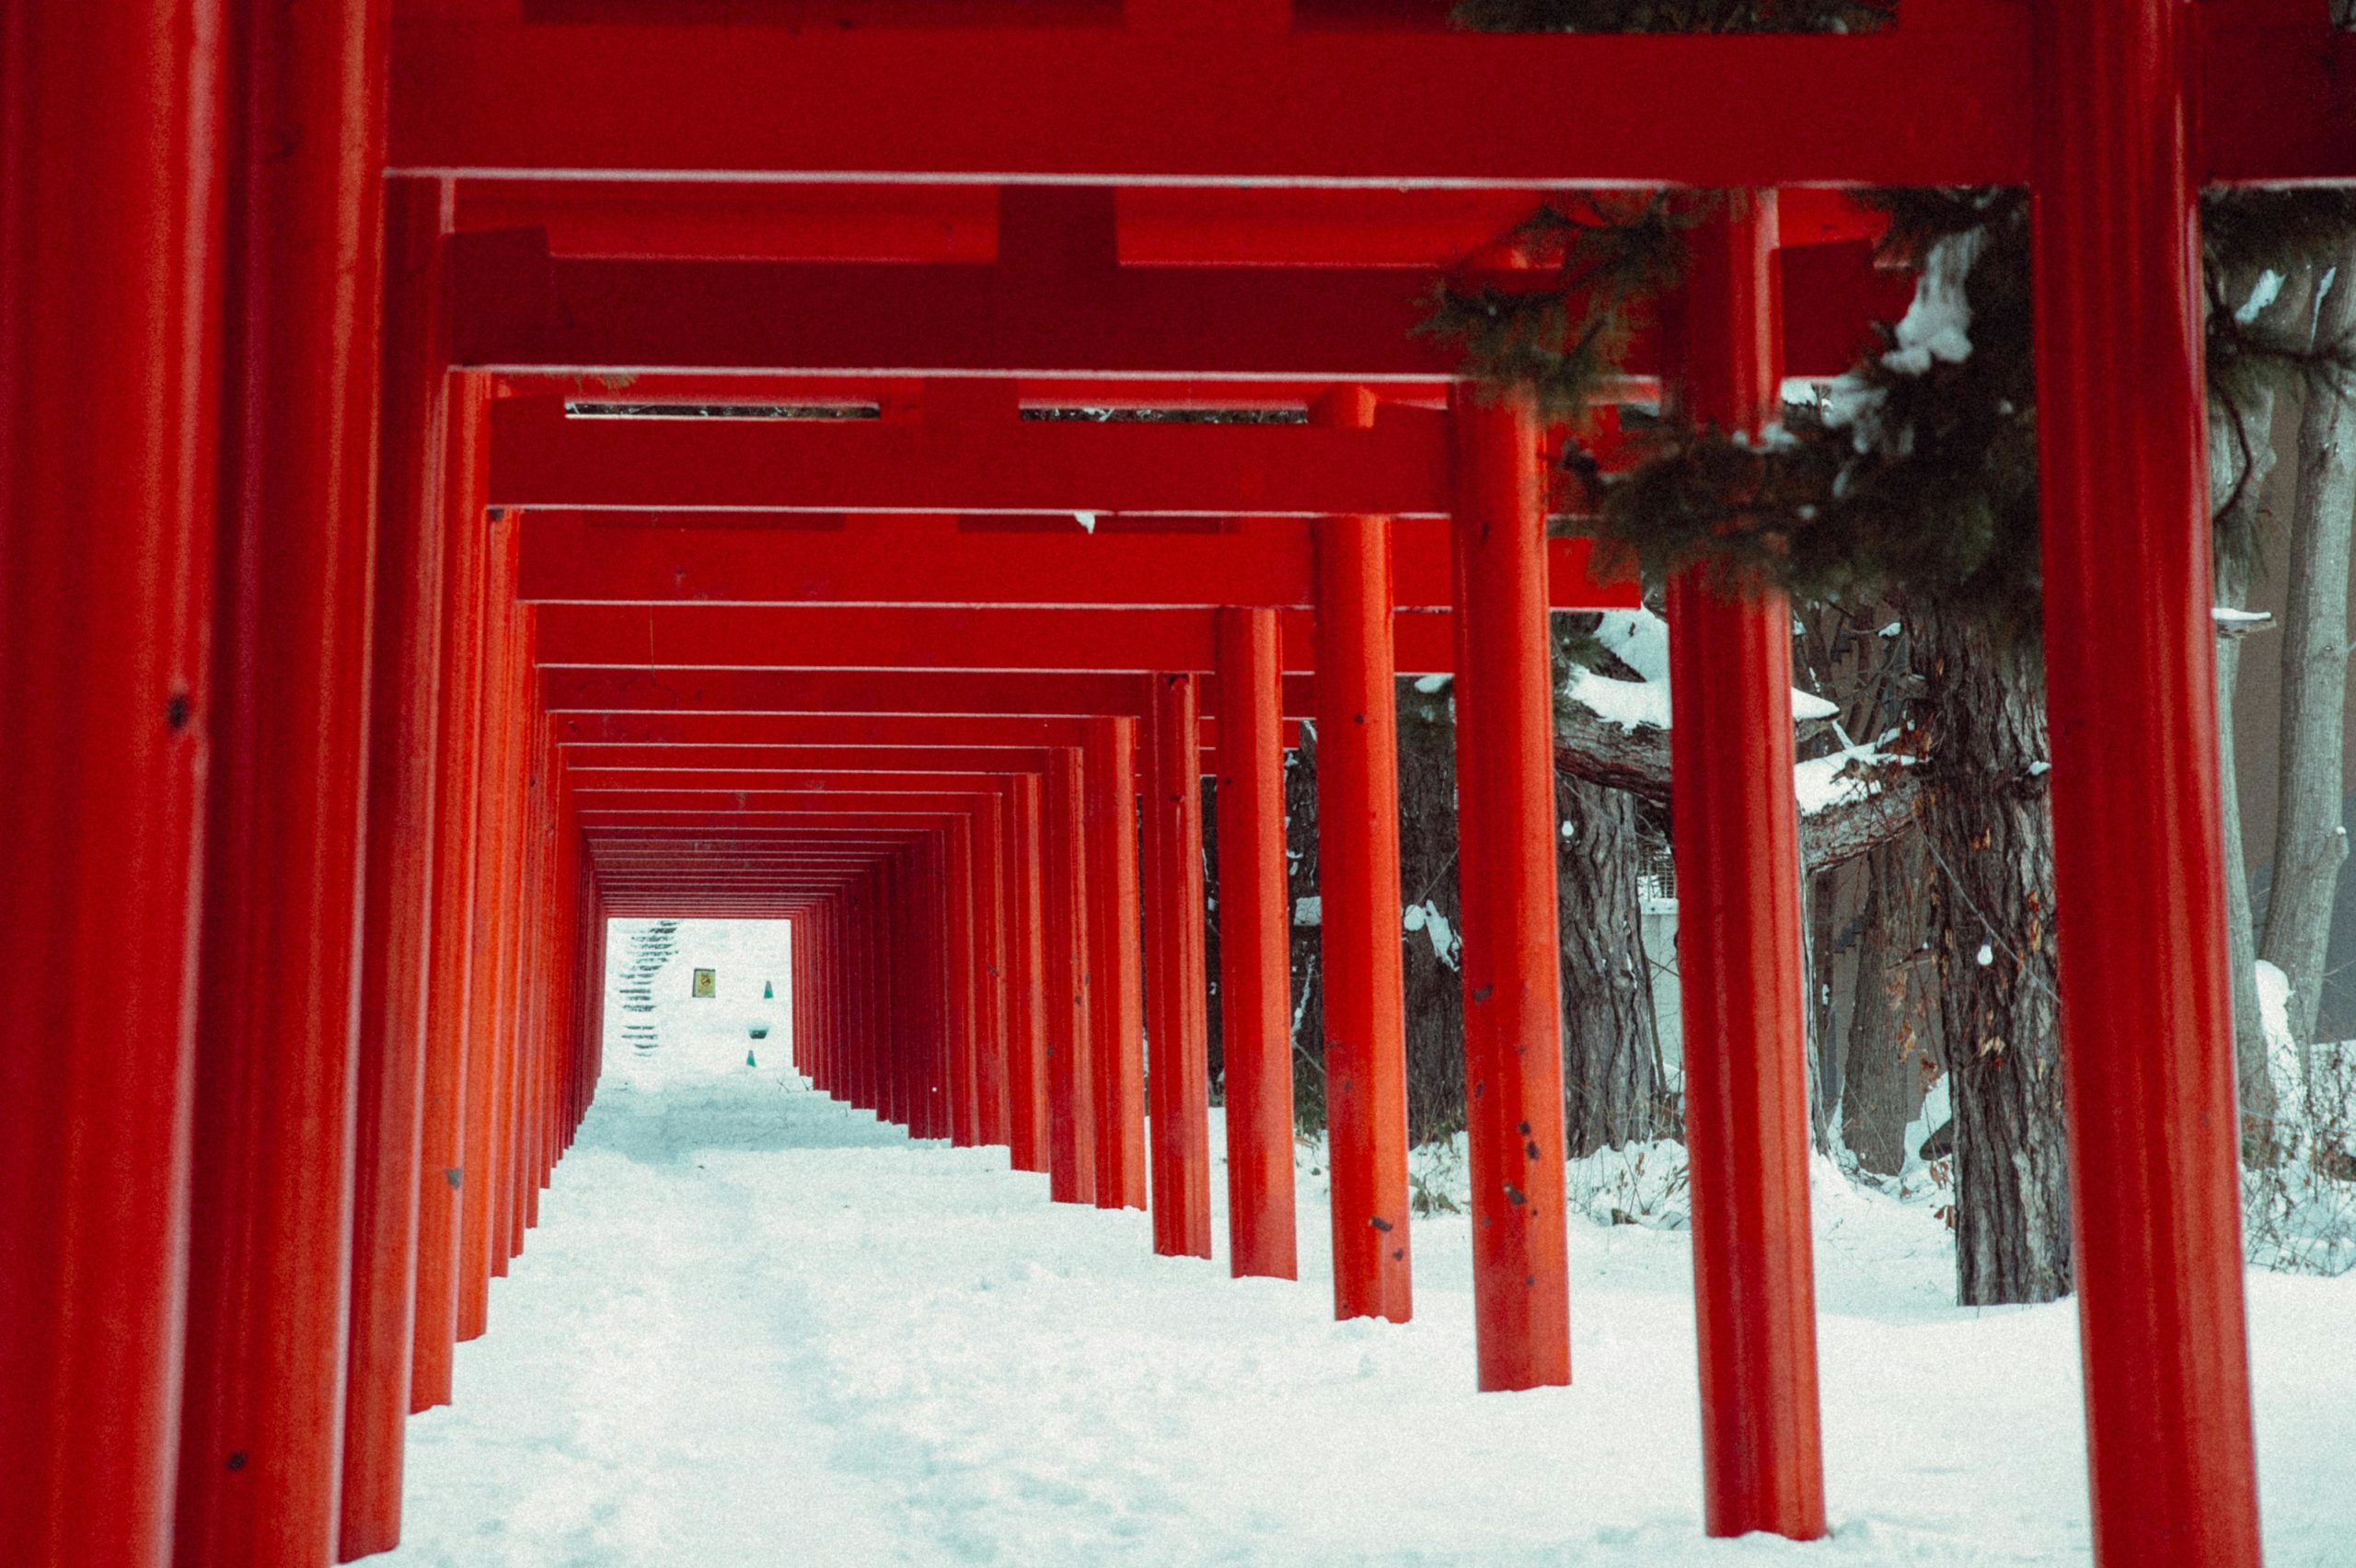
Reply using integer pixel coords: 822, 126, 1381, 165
380, 920, 2356, 1567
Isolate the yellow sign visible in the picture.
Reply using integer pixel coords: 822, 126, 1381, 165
691, 968, 716, 998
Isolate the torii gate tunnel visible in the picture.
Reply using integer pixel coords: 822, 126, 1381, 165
5, 2, 2350, 1564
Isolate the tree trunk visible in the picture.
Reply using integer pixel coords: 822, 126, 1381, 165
1554, 769, 1671, 1156
2261, 255, 2356, 1049
1284, 725, 1326, 1132
1396, 681, 1468, 1148
2207, 277, 2288, 1150
1841, 837, 1937, 1174
1913, 608, 2072, 1306
1805, 864, 1842, 1148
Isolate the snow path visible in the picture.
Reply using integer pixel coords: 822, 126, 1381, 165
380, 925, 2356, 1567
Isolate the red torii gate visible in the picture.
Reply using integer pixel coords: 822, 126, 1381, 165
7, 3, 2350, 1567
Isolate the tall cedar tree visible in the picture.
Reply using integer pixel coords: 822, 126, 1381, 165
1429, 144, 2356, 1301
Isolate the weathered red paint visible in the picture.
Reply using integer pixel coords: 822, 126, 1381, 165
1667, 194, 1827, 1541
1084, 718, 1148, 1209
176, 0, 388, 1559
1448, 384, 1570, 1392
1214, 610, 1298, 1280
0, 5, 224, 1561
341, 175, 454, 1562
1311, 387, 1413, 1324
1145, 674, 1213, 1258
2031, 3, 2262, 1561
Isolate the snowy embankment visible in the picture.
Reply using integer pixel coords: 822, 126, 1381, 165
381, 923, 2356, 1567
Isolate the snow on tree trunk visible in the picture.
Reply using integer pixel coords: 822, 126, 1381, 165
2261, 258, 2356, 1047
1913, 609, 2072, 1306
1554, 769, 1671, 1157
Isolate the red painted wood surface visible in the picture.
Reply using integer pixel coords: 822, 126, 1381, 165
176, 1, 387, 1561
341, 176, 454, 1562
0, 6, 223, 1562
1041, 751, 1095, 1202
1666, 196, 1827, 1542
1311, 387, 1413, 1324
1214, 610, 1299, 1280
2031, 2, 2262, 1561
1448, 384, 1570, 1392
1084, 717, 1148, 1210
414, 374, 492, 1414
1145, 674, 1213, 1258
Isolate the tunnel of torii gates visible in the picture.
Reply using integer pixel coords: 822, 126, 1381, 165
6, 1, 2354, 1566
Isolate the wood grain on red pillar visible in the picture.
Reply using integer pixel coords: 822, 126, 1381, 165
1449, 384, 1571, 1392
413, 373, 491, 1413
1084, 716, 1147, 1209
1214, 610, 1299, 1279
1666, 193, 1827, 1540
1146, 674, 1213, 1258
0, 6, 224, 1562
177, 0, 388, 1559
341, 174, 453, 1562
2031, 4, 2261, 1561
1312, 386, 1413, 1322
1042, 747, 1097, 1202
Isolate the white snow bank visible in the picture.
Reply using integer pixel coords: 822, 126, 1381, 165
375, 946, 2356, 1567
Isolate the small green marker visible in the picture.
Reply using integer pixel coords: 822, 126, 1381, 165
763, 980, 774, 999
746, 1049, 757, 1067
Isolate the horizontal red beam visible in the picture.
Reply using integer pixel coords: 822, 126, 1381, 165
555, 712, 1098, 747
545, 667, 1151, 718
389, 12, 2036, 187
456, 182, 1889, 269
571, 770, 1013, 793
568, 744, 1057, 773
532, 605, 1461, 674
550, 710, 1303, 752
447, 216, 1902, 380
515, 513, 1634, 611
542, 665, 1318, 721
488, 396, 1451, 515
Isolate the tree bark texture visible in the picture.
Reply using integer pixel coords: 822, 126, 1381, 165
1396, 683, 1469, 1148
1840, 837, 1940, 1174
1553, 769, 1672, 1156
1284, 725, 1326, 1132
2262, 256, 2356, 1048
2208, 316, 2285, 1147
1912, 609, 2072, 1306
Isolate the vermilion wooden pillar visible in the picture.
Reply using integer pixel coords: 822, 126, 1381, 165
1146, 674, 1213, 1257
1043, 747, 1098, 1202
176, 0, 388, 1558
977, 796, 1014, 1146
340, 174, 453, 1562
0, 7, 223, 1562
1214, 609, 1299, 1279
1449, 384, 1571, 1391
413, 373, 490, 1413
2031, 4, 2261, 1561
1084, 716, 1147, 1208
1312, 386, 1413, 1322
1009, 780, 1051, 1169
1666, 193, 1827, 1540
459, 512, 522, 1341
948, 815, 982, 1147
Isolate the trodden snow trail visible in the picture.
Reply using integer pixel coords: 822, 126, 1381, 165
380, 922, 2356, 1567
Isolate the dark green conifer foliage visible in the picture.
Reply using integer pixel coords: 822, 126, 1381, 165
1426, 189, 2356, 648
